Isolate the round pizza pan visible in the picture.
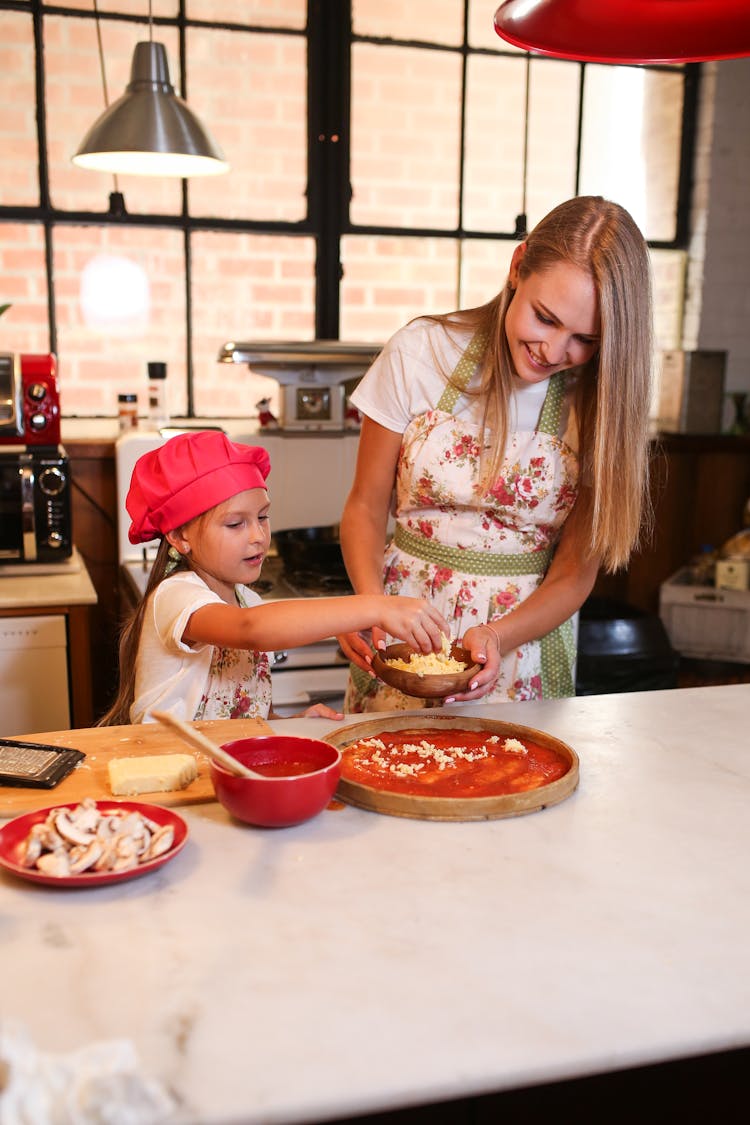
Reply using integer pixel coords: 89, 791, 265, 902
324, 713, 579, 821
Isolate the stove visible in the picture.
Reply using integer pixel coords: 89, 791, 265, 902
116, 433, 352, 717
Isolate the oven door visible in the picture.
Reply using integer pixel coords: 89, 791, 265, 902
0, 454, 25, 560
270, 640, 349, 717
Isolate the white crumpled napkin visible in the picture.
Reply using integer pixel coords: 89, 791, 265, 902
0, 1022, 176, 1125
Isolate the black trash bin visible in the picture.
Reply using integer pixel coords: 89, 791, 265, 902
575, 597, 679, 695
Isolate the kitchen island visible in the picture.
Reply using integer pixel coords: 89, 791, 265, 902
1, 684, 749, 1124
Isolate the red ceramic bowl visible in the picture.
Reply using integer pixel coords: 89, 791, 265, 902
211, 736, 342, 828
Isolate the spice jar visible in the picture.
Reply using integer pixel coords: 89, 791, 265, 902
117, 393, 138, 433
147, 362, 169, 430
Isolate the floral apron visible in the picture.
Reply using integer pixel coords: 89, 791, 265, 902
194, 586, 272, 720
345, 330, 580, 712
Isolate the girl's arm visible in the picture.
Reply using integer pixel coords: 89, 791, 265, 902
181, 592, 448, 655
452, 495, 600, 701
338, 418, 404, 669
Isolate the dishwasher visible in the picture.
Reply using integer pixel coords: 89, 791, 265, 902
0, 615, 70, 736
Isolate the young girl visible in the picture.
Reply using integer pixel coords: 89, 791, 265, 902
338, 195, 654, 710
100, 430, 449, 725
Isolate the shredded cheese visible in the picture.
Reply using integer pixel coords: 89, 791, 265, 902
385, 634, 467, 677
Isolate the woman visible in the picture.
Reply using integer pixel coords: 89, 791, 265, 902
338, 195, 654, 710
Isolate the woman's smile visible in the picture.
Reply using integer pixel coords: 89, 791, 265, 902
505, 257, 600, 385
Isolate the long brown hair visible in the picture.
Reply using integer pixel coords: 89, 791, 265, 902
97, 537, 188, 726
426, 195, 653, 572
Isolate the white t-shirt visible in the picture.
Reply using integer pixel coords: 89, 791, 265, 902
131, 570, 264, 723
351, 317, 548, 434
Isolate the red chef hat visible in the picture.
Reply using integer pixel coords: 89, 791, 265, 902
127, 430, 271, 544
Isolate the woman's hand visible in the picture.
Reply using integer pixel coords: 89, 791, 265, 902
337, 628, 375, 674
443, 623, 502, 703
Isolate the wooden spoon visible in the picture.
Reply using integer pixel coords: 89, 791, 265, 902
151, 710, 265, 780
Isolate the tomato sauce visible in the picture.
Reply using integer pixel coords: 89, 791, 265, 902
340, 728, 569, 798
250, 761, 317, 777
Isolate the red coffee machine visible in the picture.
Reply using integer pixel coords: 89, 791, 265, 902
0, 353, 61, 446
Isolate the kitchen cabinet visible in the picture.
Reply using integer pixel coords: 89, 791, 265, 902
1, 686, 748, 1122
594, 432, 750, 612
0, 549, 97, 731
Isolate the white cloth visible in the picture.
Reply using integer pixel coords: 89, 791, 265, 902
0, 1021, 175, 1125
351, 317, 548, 437
131, 571, 270, 723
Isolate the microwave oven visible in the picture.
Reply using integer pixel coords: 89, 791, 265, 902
0, 445, 72, 563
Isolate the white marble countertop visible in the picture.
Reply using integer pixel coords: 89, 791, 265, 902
0, 548, 97, 610
1, 685, 749, 1124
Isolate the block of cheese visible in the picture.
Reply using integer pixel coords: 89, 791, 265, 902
108, 754, 198, 796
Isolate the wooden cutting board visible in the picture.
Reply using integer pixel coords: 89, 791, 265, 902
0, 717, 272, 818
324, 713, 579, 821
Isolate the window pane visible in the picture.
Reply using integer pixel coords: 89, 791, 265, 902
340, 235, 459, 342
463, 54, 526, 232
0, 224, 49, 351
52, 225, 186, 417
651, 248, 686, 351
350, 43, 462, 230
580, 66, 684, 242
187, 28, 307, 222
459, 238, 515, 310
63, 2, 179, 15
187, 0, 306, 27
468, 0, 524, 51
191, 231, 315, 418
46, 16, 183, 215
353, 0, 463, 47
0, 11, 39, 207
464, 56, 579, 234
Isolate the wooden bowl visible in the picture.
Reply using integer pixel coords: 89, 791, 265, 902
371, 642, 481, 700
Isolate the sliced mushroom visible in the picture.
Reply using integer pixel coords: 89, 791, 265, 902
68, 839, 104, 874
70, 799, 100, 833
20, 832, 43, 867
36, 851, 71, 877
52, 810, 96, 847
142, 824, 175, 861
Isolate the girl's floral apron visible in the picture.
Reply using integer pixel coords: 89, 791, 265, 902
345, 331, 580, 712
194, 587, 272, 720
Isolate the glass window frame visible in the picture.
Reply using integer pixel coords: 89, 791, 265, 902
0, 0, 699, 417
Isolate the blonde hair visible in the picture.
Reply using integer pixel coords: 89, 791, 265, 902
429, 195, 653, 572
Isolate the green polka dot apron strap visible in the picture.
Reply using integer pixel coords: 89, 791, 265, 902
393, 524, 552, 576
537, 370, 567, 436
436, 329, 488, 413
540, 615, 577, 698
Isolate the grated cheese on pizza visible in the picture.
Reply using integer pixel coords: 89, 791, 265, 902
340, 727, 568, 798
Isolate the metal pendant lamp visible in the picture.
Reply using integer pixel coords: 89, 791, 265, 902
493, 1, 750, 65
73, 7, 228, 178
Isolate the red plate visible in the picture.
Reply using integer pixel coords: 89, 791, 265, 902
0, 800, 188, 888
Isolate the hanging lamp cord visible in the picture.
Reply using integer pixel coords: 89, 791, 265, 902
515, 54, 531, 239
91, 0, 123, 205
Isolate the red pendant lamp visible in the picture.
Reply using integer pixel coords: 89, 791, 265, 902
494, 1, 750, 65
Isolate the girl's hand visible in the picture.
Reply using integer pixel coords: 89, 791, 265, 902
379, 597, 449, 653
444, 623, 502, 703
299, 703, 344, 720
